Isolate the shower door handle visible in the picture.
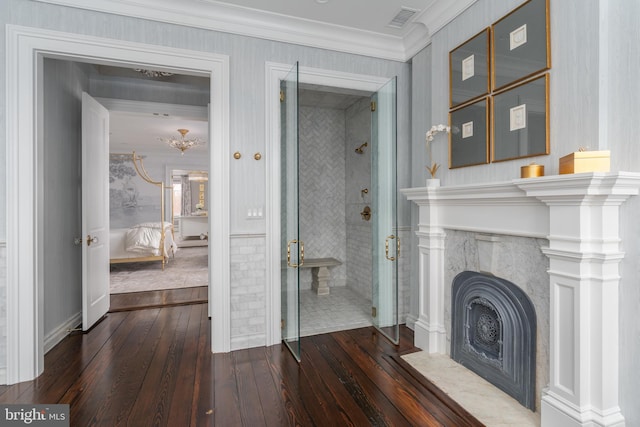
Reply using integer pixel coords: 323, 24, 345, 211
385, 235, 400, 261
287, 239, 305, 268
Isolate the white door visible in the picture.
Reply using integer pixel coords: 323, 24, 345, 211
81, 92, 110, 330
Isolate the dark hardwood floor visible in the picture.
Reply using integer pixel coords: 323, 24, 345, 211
109, 286, 208, 312
0, 298, 483, 426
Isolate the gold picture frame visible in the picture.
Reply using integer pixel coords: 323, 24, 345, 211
449, 28, 491, 109
492, 74, 549, 162
491, 0, 551, 92
449, 96, 490, 169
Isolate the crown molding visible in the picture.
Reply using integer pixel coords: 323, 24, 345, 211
408, 0, 478, 57
33, 0, 477, 62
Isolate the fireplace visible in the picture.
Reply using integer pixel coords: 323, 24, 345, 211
403, 173, 640, 426
451, 271, 536, 410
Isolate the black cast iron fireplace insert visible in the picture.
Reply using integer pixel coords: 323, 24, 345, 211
451, 271, 537, 410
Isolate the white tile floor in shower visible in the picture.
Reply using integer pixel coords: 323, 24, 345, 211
300, 286, 372, 337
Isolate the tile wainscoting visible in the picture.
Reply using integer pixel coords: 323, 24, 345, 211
230, 234, 267, 350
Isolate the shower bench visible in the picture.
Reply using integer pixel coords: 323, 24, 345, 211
300, 257, 342, 296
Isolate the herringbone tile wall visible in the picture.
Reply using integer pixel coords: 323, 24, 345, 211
345, 98, 373, 301
299, 106, 347, 289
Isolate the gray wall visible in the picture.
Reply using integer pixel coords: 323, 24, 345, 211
409, 0, 640, 424
41, 59, 87, 340
0, 0, 411, 378
0, 0, 411, 242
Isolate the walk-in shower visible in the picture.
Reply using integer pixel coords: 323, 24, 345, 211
297, 86, 374, 337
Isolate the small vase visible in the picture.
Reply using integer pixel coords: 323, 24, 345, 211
426, 178, 440, 187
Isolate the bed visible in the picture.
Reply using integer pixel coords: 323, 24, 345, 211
110, 222, 177, 269
109, 151, 175, 270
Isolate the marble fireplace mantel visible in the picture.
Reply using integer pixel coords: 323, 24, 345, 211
402, 172, 640, 427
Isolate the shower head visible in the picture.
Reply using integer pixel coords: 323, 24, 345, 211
355, 142, 368, 154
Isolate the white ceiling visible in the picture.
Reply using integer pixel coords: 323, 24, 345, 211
36, 0, 478, 61
109, 111, 208, 156
97, 97, 209, 156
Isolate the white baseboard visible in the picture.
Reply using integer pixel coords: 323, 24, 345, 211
230, 333, 265, 351
44, 312, 82, 354
405, 314, 418, 331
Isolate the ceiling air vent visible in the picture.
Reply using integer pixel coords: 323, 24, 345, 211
387, 7, 419, 29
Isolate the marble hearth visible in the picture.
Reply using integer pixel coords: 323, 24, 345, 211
402, 172, 640, 427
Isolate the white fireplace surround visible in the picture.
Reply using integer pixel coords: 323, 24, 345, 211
402, 172, 640, 427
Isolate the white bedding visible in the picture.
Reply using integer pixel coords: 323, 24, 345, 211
110, 222, 177, 260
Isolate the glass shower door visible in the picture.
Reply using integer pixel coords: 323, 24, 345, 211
281, 62, 302, 361
371, 77, 399, 344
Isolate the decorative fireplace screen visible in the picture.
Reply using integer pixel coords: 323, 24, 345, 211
451, 271, 537, 410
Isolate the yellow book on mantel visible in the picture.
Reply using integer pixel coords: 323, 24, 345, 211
559, 150, 610, 174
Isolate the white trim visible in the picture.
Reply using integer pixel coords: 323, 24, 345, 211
231, 333, 267, 352
32, 0, 476, 61
264, 62, 389, 347
43, 312, 82, 354
230, 233, 267, 239
95, 98, 208, 121
5, 25, 230, 384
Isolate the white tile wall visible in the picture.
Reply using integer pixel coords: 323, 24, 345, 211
230, 235, 267, 350
345, 97, 373, 300
299, 106, 347, 289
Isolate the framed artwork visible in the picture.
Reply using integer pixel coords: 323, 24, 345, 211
449, 97, 490, 168
491, 0, 550, 91
449, 28, 490, 108
492, 74, 549, 162
199, 184, 205, 191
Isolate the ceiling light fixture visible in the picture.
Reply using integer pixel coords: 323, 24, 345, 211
134, 68, 174, 78
160, 128, 204, 155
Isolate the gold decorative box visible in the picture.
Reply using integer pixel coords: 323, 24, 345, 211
521, 163, 544, 178
559, 150, 610, 174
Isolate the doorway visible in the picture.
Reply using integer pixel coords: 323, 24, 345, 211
275, 62, 399, 362
296, 85, 374, 338
5, 26, 230, 384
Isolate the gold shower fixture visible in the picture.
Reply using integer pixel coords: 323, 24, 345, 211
355, 142, 368, 154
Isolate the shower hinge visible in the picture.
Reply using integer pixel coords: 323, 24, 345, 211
372, 307, 377, 318
370, 101, 376, 112
280, 90, 285, 102
281, 319, 285, 329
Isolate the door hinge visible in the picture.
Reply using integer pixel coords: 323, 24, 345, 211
372, 307, 377, 318
281, 319, 285, 329
370, 101, 376, 112
280, 90, 285, 102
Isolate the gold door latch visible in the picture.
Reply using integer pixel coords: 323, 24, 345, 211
286, 239, 305, 268
385, 235, 400, 261
86, 235, 99, 247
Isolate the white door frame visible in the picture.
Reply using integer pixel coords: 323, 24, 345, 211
5, 25, 230, 384
264, 62, 389, 346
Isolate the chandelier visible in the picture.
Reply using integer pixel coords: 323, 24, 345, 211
134, 68, 174, 78
161, 129, 203, 155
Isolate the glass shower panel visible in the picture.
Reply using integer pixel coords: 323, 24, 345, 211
281, 62, 301, 361
371, 77, 399, 344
